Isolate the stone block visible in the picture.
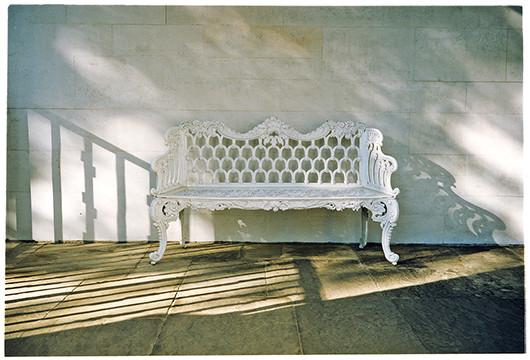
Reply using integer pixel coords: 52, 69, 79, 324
7, 110, 29, 151
323, 28, 414, 81
6, 192, 32, 241
278, 80, 335, 112
466, 83, 522, 114
8, 5, 66, 25
8, 23, 53, 57
424, 154, 468, 178
442, 195, 522, 245
9, 23, 112, 58
281, 6, 322, 26
397, 154, 467, 216
26, 111, 53, 152
413, 6, 518, 29
392, 214, 446, 244
450, 195, 523, 245
5, 192, 17, 239
73, 55, 185, 109
11, 191, 34, 241
414, 28, 507, 81
186, 80, 281, 111
243, 6, 288, 25
333, 81, 416, 113
66, 5, 165, 24
409, 113, 522, 156
112, 25, 202, 55
462, 154, 523, 197
7, 151, 31, 193
410, 82, 467, 113
8, 53, 76, 109
167, 6, 283, 26
283, 6, 516, 29
507, 29, 523, 81
202, 25, 322, 58
55, 24, 113, 57
240, 57, 320, 80
409, 113, 464, 155
199, 58, 242, 79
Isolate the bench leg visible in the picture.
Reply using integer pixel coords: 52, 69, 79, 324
381, 220, 399, 265
150, 221, 168, 265
149, 198, 186, 265
364, 199, 400, 265
359, 207, 369, 249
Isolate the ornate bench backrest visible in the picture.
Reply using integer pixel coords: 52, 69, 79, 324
153, 117, 398, 196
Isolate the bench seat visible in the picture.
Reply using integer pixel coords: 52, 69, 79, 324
158, 185, 391, 201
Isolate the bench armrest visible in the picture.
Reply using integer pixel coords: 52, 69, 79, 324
151, 132, 187, 195
359, 128, 399, 197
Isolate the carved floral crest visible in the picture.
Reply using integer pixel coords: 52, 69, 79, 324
248, 117, 290, 146
164, 117, 366, 145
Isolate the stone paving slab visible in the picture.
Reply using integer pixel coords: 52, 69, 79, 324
152, 306, 302, 355
295, 295, 427, 354
392, 297, 525, 353
5, 317, 165, 356
4, 241, 525, 355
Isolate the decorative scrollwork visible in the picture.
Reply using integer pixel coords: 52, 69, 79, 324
331, 121, 366, 139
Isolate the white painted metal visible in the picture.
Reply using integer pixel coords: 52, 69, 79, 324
150, 117, 400, 265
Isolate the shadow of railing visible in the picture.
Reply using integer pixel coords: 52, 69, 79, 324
27, 109, 158, 243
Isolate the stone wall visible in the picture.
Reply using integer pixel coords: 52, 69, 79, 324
7, 5, 523, 245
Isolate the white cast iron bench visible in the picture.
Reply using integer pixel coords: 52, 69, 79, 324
149, 117, 400, 265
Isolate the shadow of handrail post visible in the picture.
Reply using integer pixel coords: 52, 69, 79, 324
50, 121, 63, 243
81, 138, 95, 242
116, 152, 127, 243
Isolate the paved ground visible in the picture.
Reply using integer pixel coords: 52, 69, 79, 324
4, 240, 525, 355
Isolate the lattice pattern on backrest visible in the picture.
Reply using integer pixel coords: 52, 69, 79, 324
172, 118, 365, 186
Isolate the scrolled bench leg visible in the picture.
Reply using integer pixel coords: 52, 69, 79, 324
364, 198, 400, 265
381, 221, 399, 265
150, 221, 168, 265
149, 198, 186, 265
